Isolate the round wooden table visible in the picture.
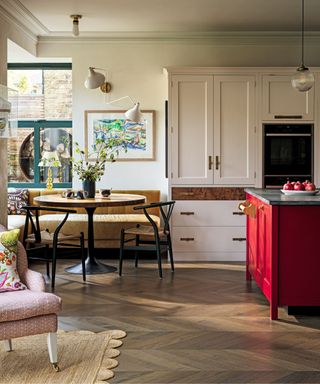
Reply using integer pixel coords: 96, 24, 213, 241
34, 193, 146, 274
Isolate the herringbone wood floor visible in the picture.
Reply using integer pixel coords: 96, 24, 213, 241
34, 259, 320, 383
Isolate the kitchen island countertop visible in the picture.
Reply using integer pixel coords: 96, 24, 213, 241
244, 188, 320, 205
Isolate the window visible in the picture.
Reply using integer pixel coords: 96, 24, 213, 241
7, 63, 72, 188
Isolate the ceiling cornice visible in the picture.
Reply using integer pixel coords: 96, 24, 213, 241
0, 0, 49, 36
37, 31, 320, 46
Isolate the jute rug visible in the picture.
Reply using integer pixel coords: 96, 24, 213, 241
0, 329, 126, 384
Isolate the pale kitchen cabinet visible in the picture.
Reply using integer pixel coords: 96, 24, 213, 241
170, 73, 256, 187
170, 75, 213, 185
262, 75, 314, 121
213, 75, 256, 185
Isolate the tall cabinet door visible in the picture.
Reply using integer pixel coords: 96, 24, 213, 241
213, 75, 256, 185
171, 75, 213, 185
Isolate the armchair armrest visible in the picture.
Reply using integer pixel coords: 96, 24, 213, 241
21, 269, 46, 292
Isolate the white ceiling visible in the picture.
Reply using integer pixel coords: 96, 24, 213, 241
12, 0, 320, 35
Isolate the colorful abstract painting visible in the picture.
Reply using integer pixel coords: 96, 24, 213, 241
85, 110, 155, 160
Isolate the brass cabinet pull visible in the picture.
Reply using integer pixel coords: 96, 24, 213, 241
180, 212, 195, 215
238, 200, 256, 218
180, 192, 195, 196
180, 237, 195, 241
209, 156, 213, 170
232, 237, 246, 242
215, 155, 220, 170
233, 212, 245, 215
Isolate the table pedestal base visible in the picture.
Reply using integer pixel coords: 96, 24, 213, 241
65, 259, 117, 275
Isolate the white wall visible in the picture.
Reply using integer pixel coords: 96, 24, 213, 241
35, 37, 320, 197
0, 14, 36, 226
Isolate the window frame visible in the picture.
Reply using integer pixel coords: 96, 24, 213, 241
9, 120, 73, 189
7, 63, 73, 189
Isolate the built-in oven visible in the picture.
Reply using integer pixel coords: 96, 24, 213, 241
263, 124, 313, 188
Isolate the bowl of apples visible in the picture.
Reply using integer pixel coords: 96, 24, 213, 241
281, 180, 319, 195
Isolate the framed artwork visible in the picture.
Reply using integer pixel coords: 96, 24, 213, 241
85, 110, 155, 161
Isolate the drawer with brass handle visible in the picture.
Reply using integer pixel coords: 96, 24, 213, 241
172, 201, 246, 226
173, 227, 246, 252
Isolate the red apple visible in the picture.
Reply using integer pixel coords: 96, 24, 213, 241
291, 181, 296, 187
294, 182, 305, 191
283, 181, 294, 190
305, 182, 316, 191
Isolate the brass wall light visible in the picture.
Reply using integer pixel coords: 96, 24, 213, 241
84, 67, 112, 93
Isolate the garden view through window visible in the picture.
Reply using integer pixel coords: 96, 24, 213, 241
7, 64, 72, 188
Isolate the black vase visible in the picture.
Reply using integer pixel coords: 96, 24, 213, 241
82, 179, 96, 198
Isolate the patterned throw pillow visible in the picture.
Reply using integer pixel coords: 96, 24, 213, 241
8, 188, 29, 215
0, 229, 27, 292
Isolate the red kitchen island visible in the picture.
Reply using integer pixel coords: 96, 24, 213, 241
242, 188, 320, 320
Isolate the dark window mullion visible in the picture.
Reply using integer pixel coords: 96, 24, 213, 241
33, 122, 41, 184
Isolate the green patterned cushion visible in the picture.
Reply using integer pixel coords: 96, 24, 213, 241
0, 229, 27, 292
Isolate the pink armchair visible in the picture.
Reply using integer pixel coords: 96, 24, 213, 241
0, 225, 62, 370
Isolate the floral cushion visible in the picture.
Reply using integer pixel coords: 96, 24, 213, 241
8, 188, 29, 215
0, 229, 26, 292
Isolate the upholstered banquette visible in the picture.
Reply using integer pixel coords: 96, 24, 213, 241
8, 189, 160, 248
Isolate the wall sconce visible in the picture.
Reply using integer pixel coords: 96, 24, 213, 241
70, 15, 82, 37
0, 84, 18, 138
84, 67, 112, 93
107, 96, 144, 123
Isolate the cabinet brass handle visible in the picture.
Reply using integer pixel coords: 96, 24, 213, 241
215, 155, 220, 170
180, 212, 195, 215
180, 192, 195, 196
180, 237, 195, 241
238, 200, 256, 218
233, 212, 245, 215
209, 156, 213, 170
232, 238, 246, 242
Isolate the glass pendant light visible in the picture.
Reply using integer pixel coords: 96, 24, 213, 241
292, 0, 314, 92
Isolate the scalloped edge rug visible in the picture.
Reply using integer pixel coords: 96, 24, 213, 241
0, 329, 126, 384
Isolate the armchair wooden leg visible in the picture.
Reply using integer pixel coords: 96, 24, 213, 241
3, 339, 12, 352
80, 232, 86, 282
47, 332, 59, 372
119, 229, 125, 276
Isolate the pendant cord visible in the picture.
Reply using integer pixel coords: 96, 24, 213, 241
301, 0, 305, 66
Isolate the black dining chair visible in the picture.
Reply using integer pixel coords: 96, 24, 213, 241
22, 205, 86, 289
119, 201, 175, 278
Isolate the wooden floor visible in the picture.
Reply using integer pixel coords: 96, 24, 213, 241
36, 259, 320, 383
